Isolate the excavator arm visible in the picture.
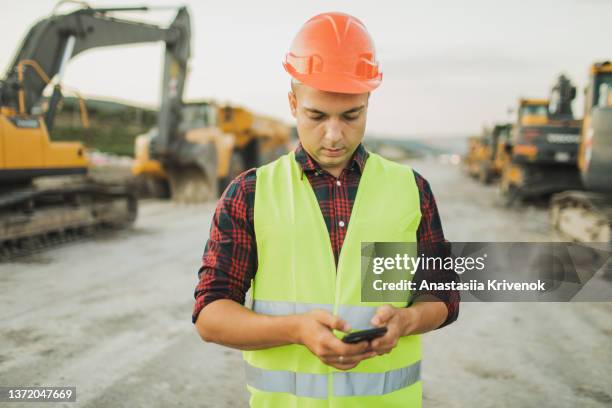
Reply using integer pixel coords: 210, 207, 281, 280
0, 4, 190, 153
548, 74, 577, 120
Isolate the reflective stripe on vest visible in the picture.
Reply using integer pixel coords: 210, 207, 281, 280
245, 151, 423, 406
246, 360, 421, 399
252, 300, 408, 331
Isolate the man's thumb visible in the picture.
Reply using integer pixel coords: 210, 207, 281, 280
318, 311, 350, 332
371, 305, 394, 326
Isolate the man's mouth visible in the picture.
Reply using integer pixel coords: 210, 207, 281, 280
323, 147, 345, 157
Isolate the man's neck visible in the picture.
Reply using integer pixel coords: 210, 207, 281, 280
297, 142, 362, 178
321, 162, 349, 178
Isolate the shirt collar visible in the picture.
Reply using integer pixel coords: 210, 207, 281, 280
294, 142, 368, 175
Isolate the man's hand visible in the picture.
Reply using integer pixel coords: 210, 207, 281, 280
369, 305, 420, 356
297, 309, 376, 370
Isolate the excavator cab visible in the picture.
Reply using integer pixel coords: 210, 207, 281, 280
594, 71, 612, 108
518, 99, 549, 127
579, 62, 612, 191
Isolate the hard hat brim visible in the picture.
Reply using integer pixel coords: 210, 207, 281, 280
284, 61, 381, 94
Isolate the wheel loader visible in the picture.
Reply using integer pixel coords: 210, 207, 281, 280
468, 123, 513, 184
132, 100, 291, 202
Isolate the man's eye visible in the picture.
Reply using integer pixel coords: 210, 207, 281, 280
343, 114, 359, 121
309, 114, 325, 121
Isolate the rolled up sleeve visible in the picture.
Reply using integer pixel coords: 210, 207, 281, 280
192, 169, 258, 324
410, 170, 460, 328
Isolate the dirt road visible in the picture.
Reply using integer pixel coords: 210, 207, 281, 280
1, 158, 611, 407
417, 158, 612, 408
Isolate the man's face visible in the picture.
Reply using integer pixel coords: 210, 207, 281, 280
288, 84, 369, 175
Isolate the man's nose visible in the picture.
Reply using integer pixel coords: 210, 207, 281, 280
323, 117, 343, 144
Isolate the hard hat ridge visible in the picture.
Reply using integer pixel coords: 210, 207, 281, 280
283, 11, 382, 94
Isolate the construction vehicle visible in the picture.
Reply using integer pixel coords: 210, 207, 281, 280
463, 135, 482, 176
132, 100, 291, 201
0, 3, 190, 258
500, 75, 584, 204
465, 123, 513, 184
551, 62, 612, 243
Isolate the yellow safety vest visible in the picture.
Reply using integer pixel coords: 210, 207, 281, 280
244, 151, 423, 407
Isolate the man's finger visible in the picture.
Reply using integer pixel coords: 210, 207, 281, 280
371, 332, 398, 350
330, 362, 358, 371
370, 333, 392, 349
313, 310, 351, 333
325, 337, 370, 357
322, 351, 376, 368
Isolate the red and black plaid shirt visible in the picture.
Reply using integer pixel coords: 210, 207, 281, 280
192, 143, 460, 327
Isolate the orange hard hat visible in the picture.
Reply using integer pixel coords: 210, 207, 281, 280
283, 12, 382, 94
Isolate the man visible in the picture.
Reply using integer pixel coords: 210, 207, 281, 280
193, 12, 459, 407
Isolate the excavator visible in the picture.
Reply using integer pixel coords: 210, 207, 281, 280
0, 3, 190, 258
500, 75, 584, 204
551, 61, 612, 243
132, 100, 291, 201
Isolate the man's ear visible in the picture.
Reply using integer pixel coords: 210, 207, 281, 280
288, 91, 297, 118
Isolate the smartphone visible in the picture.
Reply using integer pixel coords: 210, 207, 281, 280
342, 327, 387, 344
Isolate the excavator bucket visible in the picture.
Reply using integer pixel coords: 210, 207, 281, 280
166, 165, 218, 203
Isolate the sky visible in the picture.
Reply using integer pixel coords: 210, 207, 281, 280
2, 0, 612, 137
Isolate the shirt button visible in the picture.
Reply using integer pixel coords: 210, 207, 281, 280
339, 221, 345, 228
336, 180, 341, 186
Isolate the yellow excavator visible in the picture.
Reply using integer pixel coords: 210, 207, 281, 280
500, 75, 583, 205
132, 100, 291, 201
0, 3, 190, 258
551, 61, 612, 243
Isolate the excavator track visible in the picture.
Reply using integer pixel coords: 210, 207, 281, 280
0, 180, 137, 261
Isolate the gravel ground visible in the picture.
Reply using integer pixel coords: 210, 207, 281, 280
0, 157, 610, 407
415, 158, 612, 408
